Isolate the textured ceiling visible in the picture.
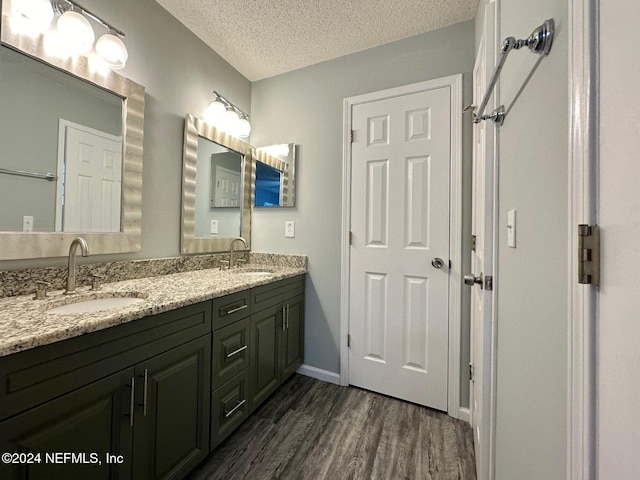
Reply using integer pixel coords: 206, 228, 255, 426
154, 0, 479, 81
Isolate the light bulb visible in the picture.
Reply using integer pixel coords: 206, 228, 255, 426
96, 33, 128, 69
204, 99, 226, 125
10, 0, 54, 35
57, 10, 95, 54
237, 118, 251, 138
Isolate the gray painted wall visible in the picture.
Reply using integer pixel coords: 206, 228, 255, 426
475, 1, 568, 478
0, 0, 251, 269
250, 21, 475, 406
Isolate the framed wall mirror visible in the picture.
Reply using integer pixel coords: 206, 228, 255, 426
0, 11, 145, 260
253, 143, 297, 207
181, 114, 252, 254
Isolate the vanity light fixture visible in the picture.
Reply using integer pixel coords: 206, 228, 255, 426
204, 91, 251, 138
10, 0, 128, 70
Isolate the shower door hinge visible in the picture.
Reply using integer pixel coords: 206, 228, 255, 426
469, 363, 474, 381
347, 334, 351, 348
578, 224, 600, 286
471, 235, 477, 252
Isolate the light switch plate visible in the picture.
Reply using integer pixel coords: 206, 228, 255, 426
285, 221, 295, 238
507, 209, 516, 248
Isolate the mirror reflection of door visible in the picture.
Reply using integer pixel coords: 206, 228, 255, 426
56, 120, 123, 233
193, 136, 243, 238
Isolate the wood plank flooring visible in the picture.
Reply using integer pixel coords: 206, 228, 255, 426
188, 374, 476, 480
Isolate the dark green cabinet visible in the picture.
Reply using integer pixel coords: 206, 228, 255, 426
0, 368, 133, 480
280, 294, 305, 380
0, 301, 212, 480
249, 305, 281, 409
132, 335, 210, 480
249, 279, 305, 412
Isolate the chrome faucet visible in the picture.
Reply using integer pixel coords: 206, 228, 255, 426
229, 237, 248, 268
65, 237, 89, 294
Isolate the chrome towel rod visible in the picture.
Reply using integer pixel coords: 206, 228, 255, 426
469, 18, 555, 126
0, 167, 57, 181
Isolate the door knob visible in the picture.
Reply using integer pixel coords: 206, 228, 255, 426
464, 273, 483, 288
431, 258, 445, 269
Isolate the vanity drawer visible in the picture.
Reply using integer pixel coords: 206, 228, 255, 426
212, 290, 252, 330
250, 275, 305, 312
211, 370, 249, 449
0, 301, 212, 421
212, 317, 250, 387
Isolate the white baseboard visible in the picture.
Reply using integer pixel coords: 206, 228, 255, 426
458, 407, 471, 424
296, 364, 341, 385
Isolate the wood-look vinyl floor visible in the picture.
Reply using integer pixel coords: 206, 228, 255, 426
188, 374, 476, 480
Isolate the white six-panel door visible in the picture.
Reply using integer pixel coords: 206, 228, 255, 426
348, 84, 451, 411
57, 121, 122, 233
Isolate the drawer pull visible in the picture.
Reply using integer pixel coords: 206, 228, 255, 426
224, 399, 246, 418
225, 345, 248, 358
226, 304, 248, 315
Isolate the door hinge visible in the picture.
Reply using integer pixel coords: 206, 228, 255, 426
350, 130, 354, 143
578, 224, 600, 286
349, 231, 353, 245
471, 235, 477, 252
469, 363, 474, 381
347, 334, 351, 348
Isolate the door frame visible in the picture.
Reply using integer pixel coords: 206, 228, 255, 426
567, 0, 598, 479
339, 74, 465, 419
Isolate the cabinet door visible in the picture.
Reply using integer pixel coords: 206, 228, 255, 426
281, 294, 305, 381
0, 368, 134, 480
132, 336, 210, 480
249, 305, 281, 410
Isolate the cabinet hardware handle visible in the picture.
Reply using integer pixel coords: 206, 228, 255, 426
226, 304, 248, 315
225, 345, 248, 358
282, 306, 286, 331
128, 377, 135, 428
224, 399, 246, 418
142, 369, 148, 417
286, 304, 290, 330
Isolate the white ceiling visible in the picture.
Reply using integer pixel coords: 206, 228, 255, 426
154, 0, 479, 81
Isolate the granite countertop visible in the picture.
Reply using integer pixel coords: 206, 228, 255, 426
0, 264, 306, 358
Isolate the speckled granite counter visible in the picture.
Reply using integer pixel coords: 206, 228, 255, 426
0, 264, 306, 358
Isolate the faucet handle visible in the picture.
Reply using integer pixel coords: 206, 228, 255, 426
34, 281, 52, 300
235, 258, 247, 267
219, 260, 230, 271
90, 274, 105, 291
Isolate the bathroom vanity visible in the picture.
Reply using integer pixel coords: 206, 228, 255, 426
0, 266, 305, 480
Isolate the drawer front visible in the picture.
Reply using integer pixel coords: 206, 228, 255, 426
212, 317, 250, 387
211, 371, 249, 450
212, 290, 252, 330
250, 274, 305, 312
0, 301, 212, 421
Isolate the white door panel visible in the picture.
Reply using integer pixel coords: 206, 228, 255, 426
349, 86, 451, 411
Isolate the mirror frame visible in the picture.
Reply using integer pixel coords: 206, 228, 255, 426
0, 13, 145, 260
252, 144, 296, 207
181, 114, 252, 254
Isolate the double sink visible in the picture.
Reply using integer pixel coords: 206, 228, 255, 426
44, 268, 275, 315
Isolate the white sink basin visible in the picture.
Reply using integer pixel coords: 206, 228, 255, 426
46, 295, 146, 314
